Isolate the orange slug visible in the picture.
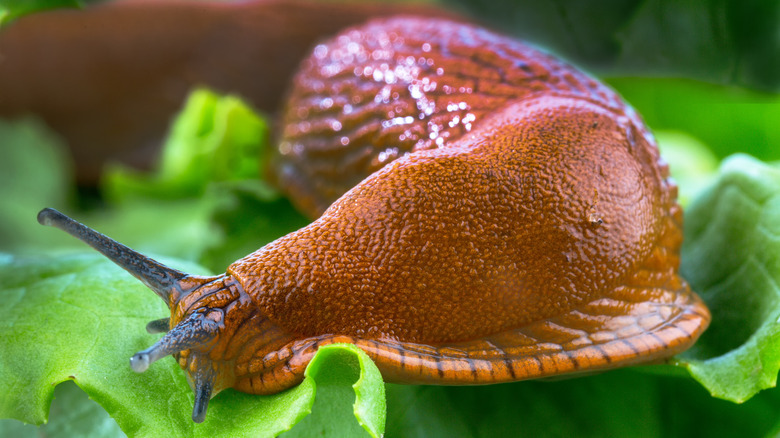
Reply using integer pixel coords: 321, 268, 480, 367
38, 16, 710, 423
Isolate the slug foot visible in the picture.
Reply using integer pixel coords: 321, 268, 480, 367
256, 278, 709, 389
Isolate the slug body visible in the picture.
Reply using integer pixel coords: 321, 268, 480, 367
39, 17, 709, 422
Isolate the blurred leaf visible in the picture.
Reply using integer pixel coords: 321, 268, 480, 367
614, 0, 780, 92
677, 155, 780, 402
0, 381, 122, 438
104, 88, 271, 201
446, 0, 780, 92
80, 198, 224, 264
446, 0, 641, 64
0, 0, 83, 26
0, 114, 234, 264
609, 77, 780, 162
196, 181, 308, 270
0, 253, 385, 437
385, 370, 780, 438
0, 118, 76, 252
98, 87, 308, 272
655, 130, 719, 206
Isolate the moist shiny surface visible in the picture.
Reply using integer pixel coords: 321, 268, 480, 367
273, 17, 652, 217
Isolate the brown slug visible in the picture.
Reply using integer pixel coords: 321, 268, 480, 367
38, 16, 710, 423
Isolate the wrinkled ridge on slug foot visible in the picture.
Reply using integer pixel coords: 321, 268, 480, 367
233, 285, 708, 389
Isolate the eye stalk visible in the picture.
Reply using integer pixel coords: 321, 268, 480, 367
37, 208, 187, 302
145, 318, 171, 334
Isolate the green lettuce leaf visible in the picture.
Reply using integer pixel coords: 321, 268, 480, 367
608, 77, 780, 162
655, 129, 719, 207
676, 154, 780, 402
282, 344, 385, 438
0, 253, 385, 437
100, 87, 308, 272
104, 88, 271, 201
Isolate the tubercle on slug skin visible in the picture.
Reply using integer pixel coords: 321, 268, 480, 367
38, 16, 710, 423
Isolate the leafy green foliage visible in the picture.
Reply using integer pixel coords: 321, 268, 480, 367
0, 254, 385, 437
285, 344, 386, 438
608, 78, 780, 162
677, 155, 780, 402
654, 130, 719, 207
101, 88, 308, 271
385, 369, 780, 437
446, 0, 780, 92
104, 89, 271, 202
0, 252, 192, 433
0, 382, 122, 438
0, 118, 75, 251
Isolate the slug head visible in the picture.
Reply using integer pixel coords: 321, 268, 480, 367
129, 274, 256, 423
37, 208, 254, 423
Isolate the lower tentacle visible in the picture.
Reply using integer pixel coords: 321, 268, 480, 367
145, 318, 170, 334
190, 356, 217, 423
130, 309, 219, 373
